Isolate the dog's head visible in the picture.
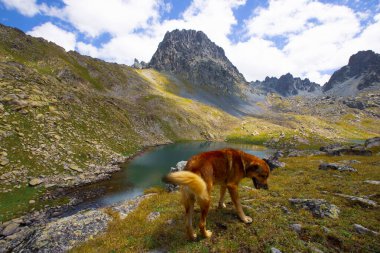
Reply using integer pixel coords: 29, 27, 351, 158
244, 156, 270, 190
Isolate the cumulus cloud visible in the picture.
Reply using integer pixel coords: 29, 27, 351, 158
27, 22, 76, 51
17, 0, 380, 84
49, 0, 163, 38
0, 0, 40, 16
235, 0, 379, 84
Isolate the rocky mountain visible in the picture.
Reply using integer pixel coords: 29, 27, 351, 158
149, 29, 247, 94
251, 73, 321, 97
323, 50, 380, 95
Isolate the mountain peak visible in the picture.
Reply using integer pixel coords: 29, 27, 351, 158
323, 50, 380, 94
251, 73, 321, 97
149, 29, 246, 94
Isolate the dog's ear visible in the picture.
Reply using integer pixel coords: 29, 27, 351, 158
247, 163, 261, 173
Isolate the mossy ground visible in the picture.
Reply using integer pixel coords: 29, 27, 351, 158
73, 154, 380, 253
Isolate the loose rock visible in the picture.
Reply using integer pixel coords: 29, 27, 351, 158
270, 247, 282, 253
289, 198, 340, 219
290, 223, 302, 233
29, 178, 43, 186
1, 222, 20, 237
353, 224, 379, 236
364, 180, 380, 185
334, 193, 377, 207
147, 211, 160, 222
319, 163, 357, 172
165, 161, 187, 192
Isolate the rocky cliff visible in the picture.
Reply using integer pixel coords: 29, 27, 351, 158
323, 50, 380, 95
251, 73, 321, 97
149, 29, 247, 94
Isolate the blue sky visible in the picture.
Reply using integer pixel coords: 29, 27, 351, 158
1, 0, 379, 84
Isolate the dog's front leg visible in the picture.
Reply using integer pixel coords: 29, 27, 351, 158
227, 185, 252, 223
218, 185, 227, 208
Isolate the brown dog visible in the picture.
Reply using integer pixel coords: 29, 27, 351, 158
163, 148, 270, 240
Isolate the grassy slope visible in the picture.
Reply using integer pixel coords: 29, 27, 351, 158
0, 23, 379, 224
73, 153, 380, 253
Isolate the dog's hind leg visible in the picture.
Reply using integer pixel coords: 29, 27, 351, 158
182, 188, 196, 240
198, 197, 212, 238
218, 185, 227, 209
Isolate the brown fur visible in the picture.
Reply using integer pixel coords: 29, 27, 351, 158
164, 148, 270, 240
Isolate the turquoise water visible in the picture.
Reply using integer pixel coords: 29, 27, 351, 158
73, 142, 271, 209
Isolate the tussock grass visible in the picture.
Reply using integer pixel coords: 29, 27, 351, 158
73, 154, 380, 252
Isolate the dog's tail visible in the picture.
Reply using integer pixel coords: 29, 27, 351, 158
163, 171, 208, 201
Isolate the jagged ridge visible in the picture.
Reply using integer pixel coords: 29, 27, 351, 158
251, 73, 321, 97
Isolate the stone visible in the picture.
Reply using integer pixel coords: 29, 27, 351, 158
290, 223, 302, 233
334, 193, 377, 207
289, 198, 340, 219
319, 163, 357, 172
29, 178, 43, 186
69, 164, 83, 173
1, 222, 19, 236
165, 161, 187, 192
263, 151, 285, 171
0, 157, 9, 166
353, 224, 379, 235
270, 247, 282, 253
29, 200, 36, 204
320, 144, 372, 156
365, 137, 380, 148
364, 180, 380, 185
147, 211, 160, 221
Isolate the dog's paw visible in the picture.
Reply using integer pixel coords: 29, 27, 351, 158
203, 230, 213, 238
188, 232, 197, 240
218, 202, 226, 209
242, 216, 253, 224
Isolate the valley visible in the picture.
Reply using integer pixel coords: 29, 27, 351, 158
0, 24, 379, 252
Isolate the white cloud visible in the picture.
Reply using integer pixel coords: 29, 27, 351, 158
18, 0, 380, 85
0, 0, 40, 16
50, 0, 162, 38
27, 22, 76, 51
233, 0, 377, 84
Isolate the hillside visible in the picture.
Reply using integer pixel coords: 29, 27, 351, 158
0, 23, 380, 252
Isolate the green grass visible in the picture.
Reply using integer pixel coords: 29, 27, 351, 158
0, 186, 69, 222
72, 154, 380, 252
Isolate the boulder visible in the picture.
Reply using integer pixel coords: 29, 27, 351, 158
290, 223, 302, 233
334, 193, 377, 207
165, 161, 187, 192
343, 100, 366, 110
319, 163, 357, 172
263, 151, 285, 171
1, 222, 19, 236
364, 180, 380, 185
29, 178, 43, 186
147, 212, 160, 222
271, 247, 282, 253
365, 137, 380, 148
320, 144, 372, 156
289, 198, 340, 219
353, 224, 379, 235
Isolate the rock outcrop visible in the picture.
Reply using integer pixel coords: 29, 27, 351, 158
149, 29, 247, 94
251, 73, 321, 97
323, 50, 380, 95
